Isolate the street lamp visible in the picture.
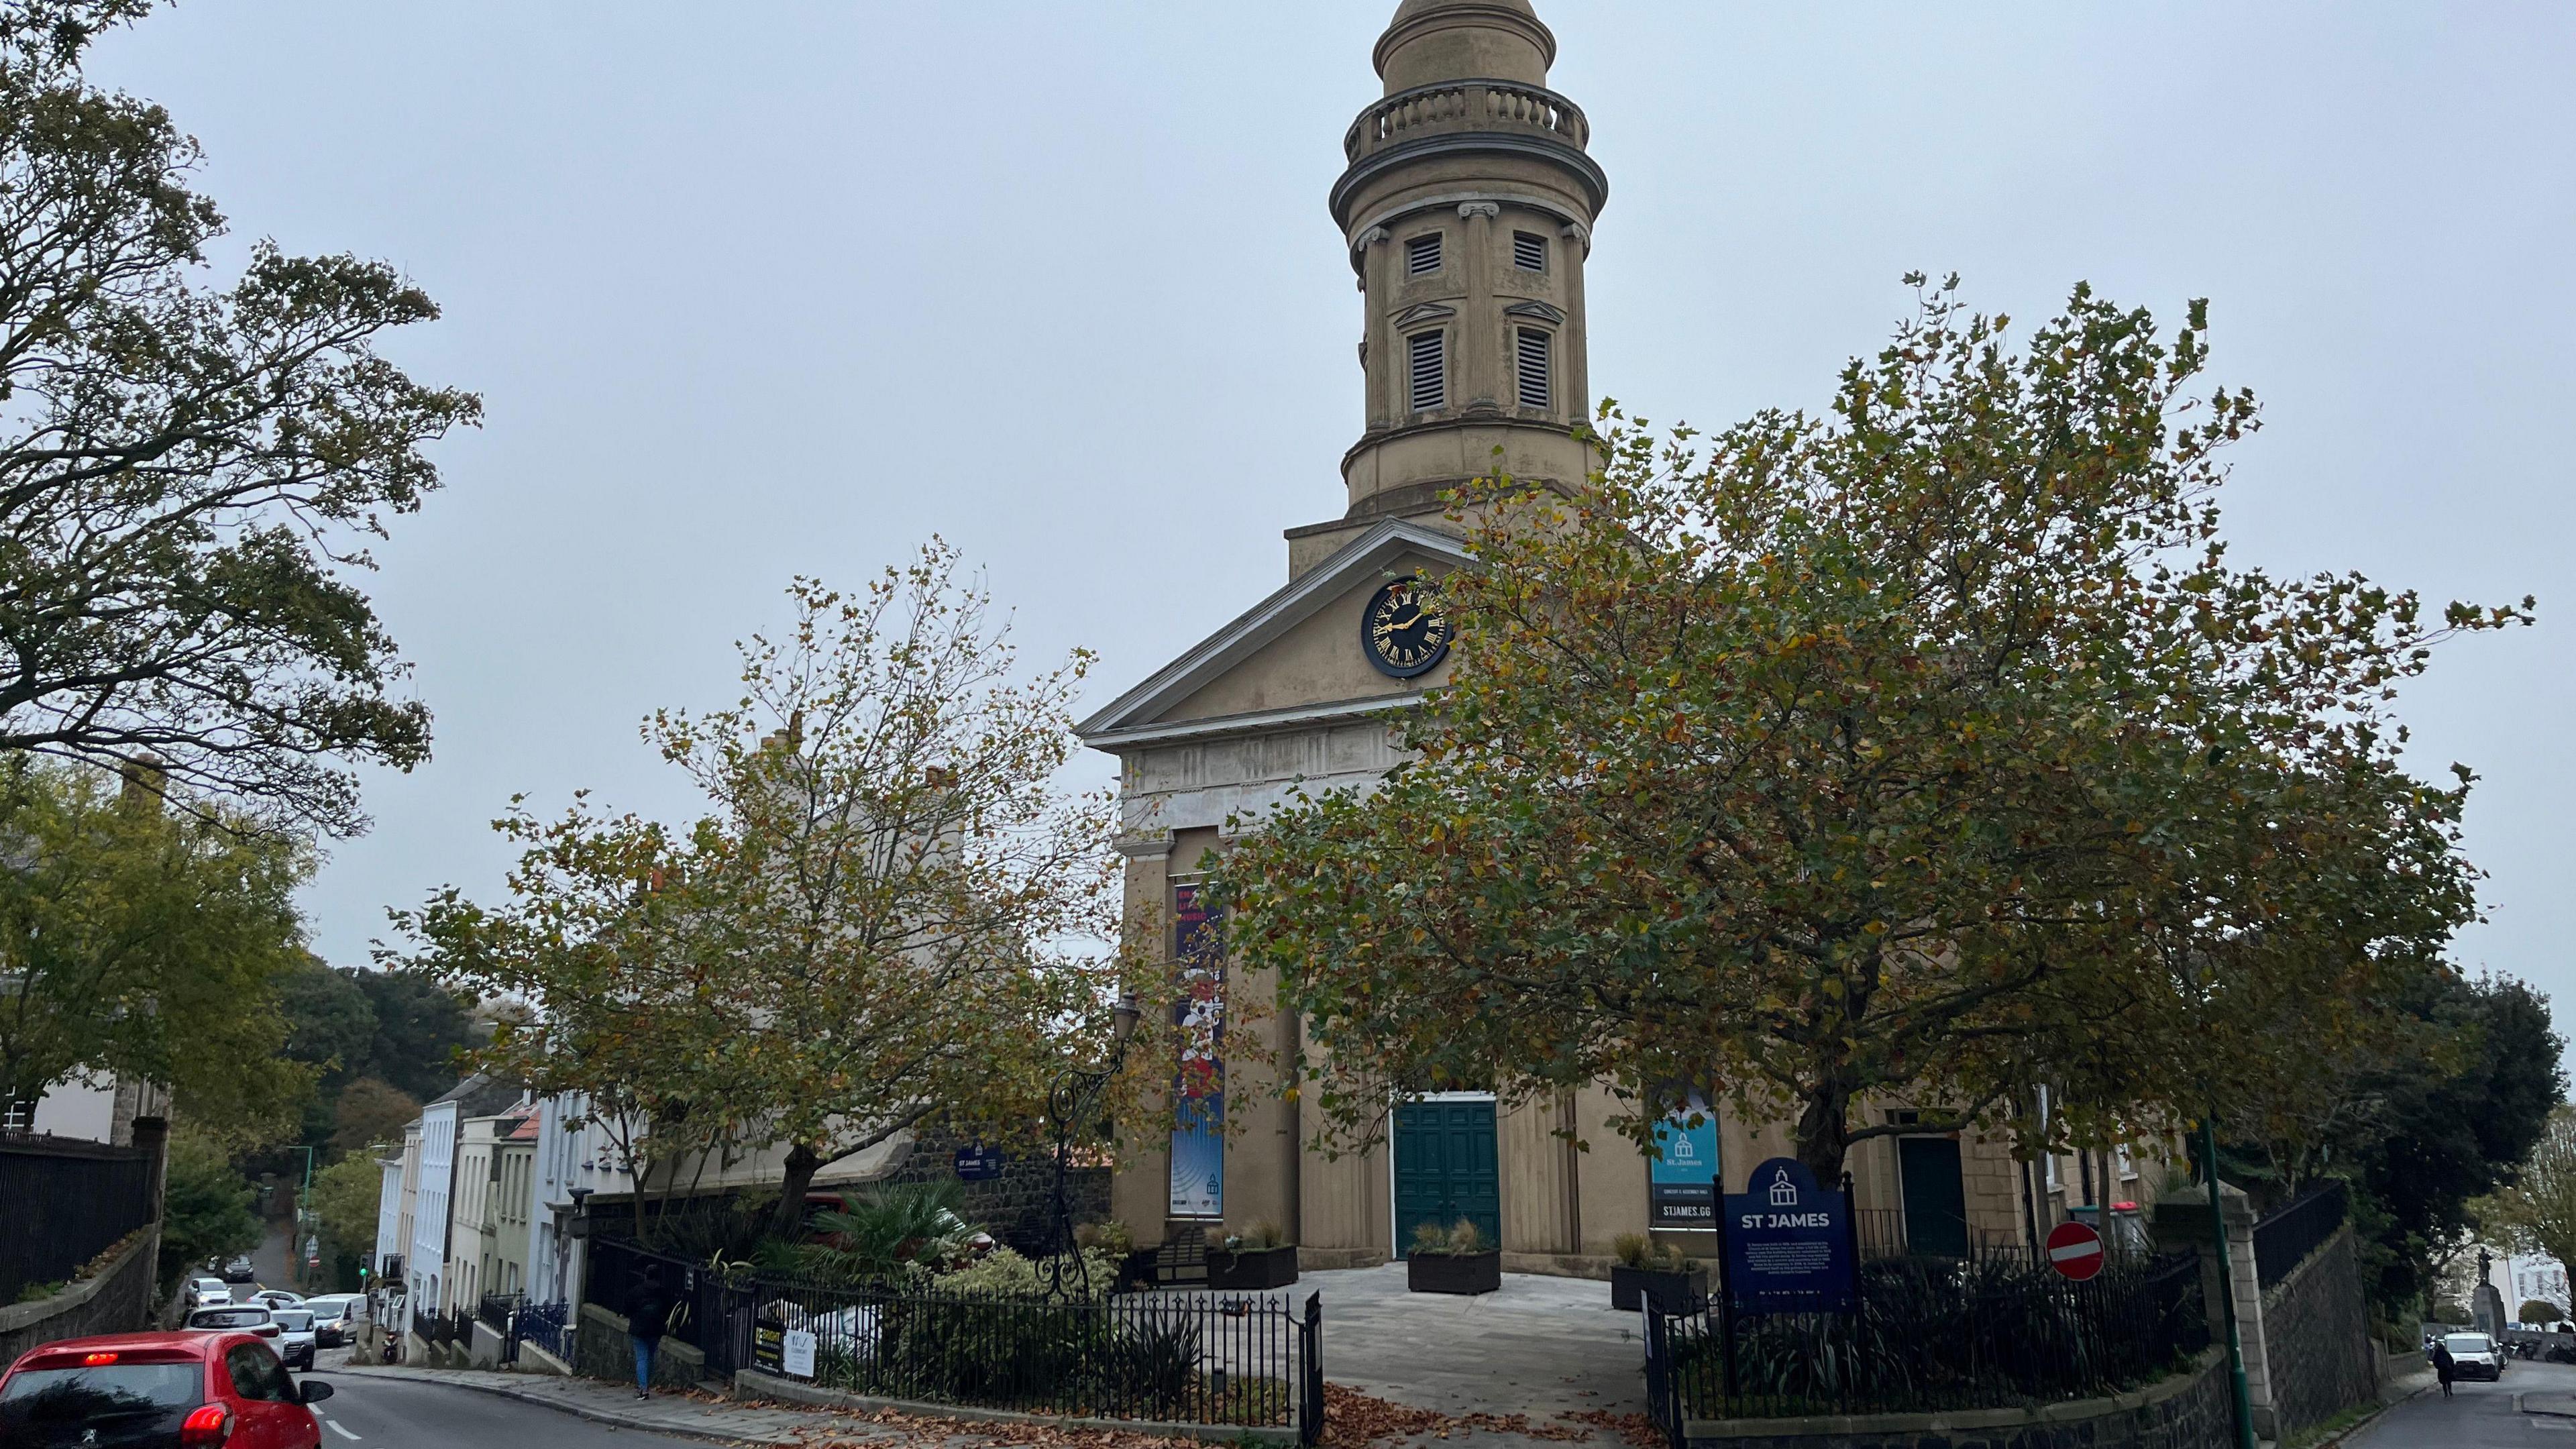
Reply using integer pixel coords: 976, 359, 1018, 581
1038, 994, 1141, 1300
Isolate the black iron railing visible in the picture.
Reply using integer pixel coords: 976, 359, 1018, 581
2253, 1181, 2349, 1290
0, 1136, 154, 1303
581, 1238, 1322, 1440
513, 1300, 572, 1363
411, 1307, 473, 1348
475, 1291, 521, 1333
1643, 1250, 2208, 1435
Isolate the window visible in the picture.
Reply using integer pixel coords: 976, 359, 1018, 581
1515, 327, 1551, 409
0, 1095, 30, 1132
1513, 231, 1548, 272
1405, 232, 1442, 276
1407, 331, 1446, 411
224, 1344, 293, 1403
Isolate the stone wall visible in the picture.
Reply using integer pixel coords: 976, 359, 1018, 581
2261, 1225, 2377, 1437
883, 1130, 1110, 1254
1683, 1348, 2233, 1449
0, 1229, 159, 1366
574, 1301, 705, 1391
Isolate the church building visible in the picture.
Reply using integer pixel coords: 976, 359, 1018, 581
1076, 1, 2094, 1277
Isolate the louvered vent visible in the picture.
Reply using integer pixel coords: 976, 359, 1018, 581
1513, 231, 1548, 272
1405, 233, 1443, 276
1408, 331, 1446, 411
1515, 328, 1551, 409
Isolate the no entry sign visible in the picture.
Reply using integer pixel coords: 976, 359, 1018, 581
2046, 1221, 2106, 1281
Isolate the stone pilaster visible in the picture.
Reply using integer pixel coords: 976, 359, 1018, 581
1457, 201, 1501, 413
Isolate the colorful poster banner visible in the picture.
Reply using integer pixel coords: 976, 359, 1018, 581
1649, 1093, 1721, 1230
1168, 882, 1225, 1218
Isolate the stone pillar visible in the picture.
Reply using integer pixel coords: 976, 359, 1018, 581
1111, 830, 1174, 1244
1357, 225, 1393, 431
2155, 1180, 2275, 1440
1456, 202, 1501, 412
1559, 221, 1591, 422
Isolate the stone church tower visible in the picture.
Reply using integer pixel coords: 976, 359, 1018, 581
1076, 2, 2039, 1275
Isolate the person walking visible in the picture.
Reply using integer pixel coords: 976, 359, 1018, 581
625, 1266, 672, 1399
2433, 1337, 2457, 1398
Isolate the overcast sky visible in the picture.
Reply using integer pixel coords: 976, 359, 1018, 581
88, 3, 2575, 1041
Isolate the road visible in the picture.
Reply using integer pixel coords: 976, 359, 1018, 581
293, 1359, 709, 1448
2351, 1359, 2576, 1447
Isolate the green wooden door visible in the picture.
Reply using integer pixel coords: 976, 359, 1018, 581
1393, 1099, 1500, 1258
1898, 1136, 1970, 1258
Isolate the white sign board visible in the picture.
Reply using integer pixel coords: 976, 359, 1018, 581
782, 1328, 816, 1379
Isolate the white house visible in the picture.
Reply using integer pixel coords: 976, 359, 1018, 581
404, 1075, 521, 1329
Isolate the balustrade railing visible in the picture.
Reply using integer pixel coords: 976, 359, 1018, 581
1344, 79, 1589, 165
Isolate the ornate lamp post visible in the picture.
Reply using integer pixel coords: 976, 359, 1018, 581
1039, 994, 1142, 1299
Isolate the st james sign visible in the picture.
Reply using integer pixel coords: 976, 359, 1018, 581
1721, 1158, 1856, 1312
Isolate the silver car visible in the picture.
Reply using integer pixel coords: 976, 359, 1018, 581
2445, 1332, 2506, 1382
270, 1307, 318, 1370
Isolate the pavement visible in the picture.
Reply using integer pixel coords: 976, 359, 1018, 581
1296, 1263, 1652, 1424
2347, 1358, 2576, 1448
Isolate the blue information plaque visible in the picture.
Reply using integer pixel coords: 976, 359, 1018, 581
953, 1144, 1005, 1181
1721, 1157, 1855, 1312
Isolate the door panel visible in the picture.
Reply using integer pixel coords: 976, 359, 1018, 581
1898, 1136, 1970, 1258
1392, 1100, 1501, 1257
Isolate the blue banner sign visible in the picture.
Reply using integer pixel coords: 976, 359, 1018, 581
1649, 1095, 1721, 1230
1722, 1157, 1854, 1312
953, 1145, 1004, 1182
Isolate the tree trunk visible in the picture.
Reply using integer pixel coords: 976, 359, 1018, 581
1794, 1081, 1856, 1184
765, 1142, 824, 1242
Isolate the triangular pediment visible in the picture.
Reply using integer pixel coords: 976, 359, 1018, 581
1076, 519, 1473, 749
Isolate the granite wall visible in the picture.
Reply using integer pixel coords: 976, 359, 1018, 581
0, 1230, 160, 1367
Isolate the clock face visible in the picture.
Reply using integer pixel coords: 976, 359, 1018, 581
1362, 576, 1451, 678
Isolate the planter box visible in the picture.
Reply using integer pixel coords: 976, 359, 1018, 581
1210, 1244, 1299, 1291
1407, 1250, 1501, 1295
1611, 1265, 1707, 1313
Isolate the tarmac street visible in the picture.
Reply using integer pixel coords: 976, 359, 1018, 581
2350, 1358, 2576, 1448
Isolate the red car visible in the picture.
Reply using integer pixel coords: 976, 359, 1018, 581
0, 1330, 333, 1448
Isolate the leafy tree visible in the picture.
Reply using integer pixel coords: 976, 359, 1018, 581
275, 958, 376, 1146
2524, 1300, 2562, 1326
0, 1, 478, 833
398, 545, 1116, 1240
0, 759, 313, 1144
158, 1123, 260, 1288
347, 968, 476, 1103
2476, 1103, 2576, 1305
306, 1150, 382, 1289
1209, 280, 2526, 1181
327, 1077, 419, 1157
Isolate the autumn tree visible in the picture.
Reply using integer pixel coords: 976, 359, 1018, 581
0, 1, 478, 832
0, 757, 314, 1144
2485, 1106, 2576, 1301
1209, 278, 2526, 1182
400, 544, 1115, 1240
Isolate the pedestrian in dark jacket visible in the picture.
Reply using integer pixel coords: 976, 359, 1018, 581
2433, 1339, 2457, 1397
627, 1267, 671, 1399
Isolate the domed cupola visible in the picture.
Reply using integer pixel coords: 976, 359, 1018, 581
1330, 0, 1607, 523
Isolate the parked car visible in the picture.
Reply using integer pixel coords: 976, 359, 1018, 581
270, 1309, 318, 1371
220, 1254, 258, 1284
303, 1295, 362, 1348
183, 1303, 280, 1342
2445, 1332, 2507, 1381
251, 1289, 304, 1311
0, 1330, 333, 1448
